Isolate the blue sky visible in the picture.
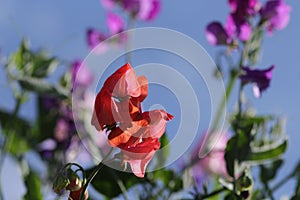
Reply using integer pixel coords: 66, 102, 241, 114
0, 0, 300, 199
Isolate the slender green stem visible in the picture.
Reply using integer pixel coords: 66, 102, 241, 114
0, 95, 23, 200
211, 69, 238, 133
198, 187, 226, 199
271, 173, 294, 192
79, 148, 114, 200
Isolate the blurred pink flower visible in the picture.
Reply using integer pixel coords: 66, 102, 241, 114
100, 0, 161, 21
191, 131, 230, 187
225, 13, 252, 42
87, 12, 125, 52
71, 60, 93, 89
260, 0, 291, 33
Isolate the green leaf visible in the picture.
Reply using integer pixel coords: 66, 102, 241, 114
155, 133, 170, 168
7, 39, 58, 78
36, 96, 59, 142
0, 109, 32, 155
31, 55, 58, 78
23, 170, 43, 200
5, 131, 30, 155
247, 139, 288, 161
260, 159, 283, 183
17, 76, 69, 99
225, 133, 250, 177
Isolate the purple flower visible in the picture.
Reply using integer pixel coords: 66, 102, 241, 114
106, 12, 125, 34
37, 139, 57, 160
41, 96, 60, 110
225, 13, 252, 42
228, 0, 259, 16
206, 22, 232, 46
100, 0, 161, 21
54, 118, 71, 142
260, 0, 291, 33
86, 28, 107, 50
71, 60, 93, 89
87, 12, 125, 53
138, 0, 161, 21
240, 65, 275, 98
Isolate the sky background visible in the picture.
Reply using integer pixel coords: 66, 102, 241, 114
0, 0, 300, 199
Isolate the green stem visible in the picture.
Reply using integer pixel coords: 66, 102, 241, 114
79, 148, 114, 200
199, 187, 226, 199
271, 173, 294, 192
211, 69, 238, 133
0, 95, 23, 200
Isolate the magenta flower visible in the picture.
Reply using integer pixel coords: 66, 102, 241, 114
260, 0, 291, 33
225, 13, 252, 42
106, 12, 125, 34
240, 65, 275, 98
86, 29, 107, 50
228, 0, 259, 16
87, 12, 124, 52
206, 22, 232, 46
100, 0, 161, 21
71, 60, 93, 89
137, 0, 161, 21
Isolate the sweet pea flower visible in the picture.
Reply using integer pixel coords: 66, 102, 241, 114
240, 65, 275, 98
71, 60, 93, 89
206, 22, 232, 46
138, 0, 161, 21
260, 0, 291, 33
228, 0, 259, 16
87, 12, 125, 52
225, 13, 252, 42
100, 0, 161, 21
192, 132, 230, 180
91, 63, 146, 129
91, 63, 173, 177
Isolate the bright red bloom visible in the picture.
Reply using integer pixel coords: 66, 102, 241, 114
118, 137, 161, 178
91, 63, 173, 177
108, 110, 173, 147
91, 63, 147, 130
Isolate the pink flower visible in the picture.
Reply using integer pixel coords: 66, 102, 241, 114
225, 13, 252, 42
260, 0, 291, 33
191, 132, 230, 185
100, 0, 161, 21
71, 60, 93, 89
86, 12, 125, 52
138, 0, 161, 21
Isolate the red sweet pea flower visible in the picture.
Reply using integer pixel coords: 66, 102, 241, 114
108, 109, 173, 147
91, 63, 173, 177
118, 137, 161, 178
91, 63, 147, 130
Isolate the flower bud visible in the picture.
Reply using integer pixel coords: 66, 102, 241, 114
53, 173, 70, 194
66, 168, 82, 191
